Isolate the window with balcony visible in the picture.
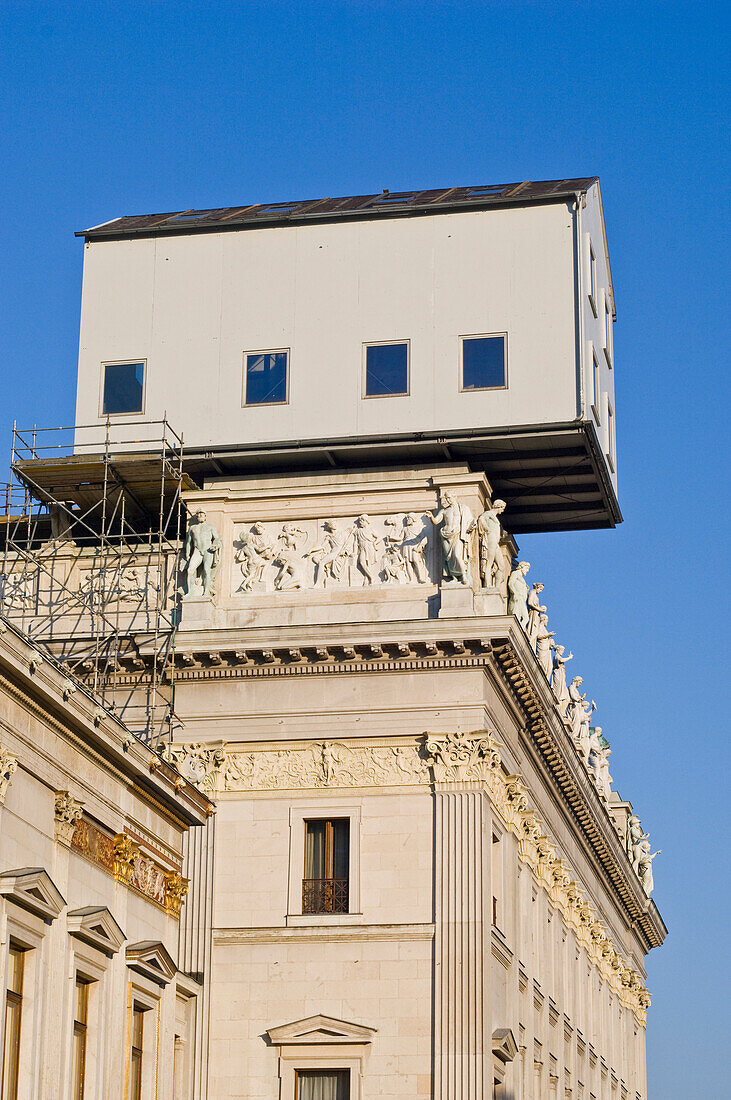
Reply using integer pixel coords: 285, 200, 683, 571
303, 819, 349, 914
243, 349, 289, 405
101, 361, 145, 416
1, 945, 25, 1100
295, 1069, 350, 1099
363, 341, 409, 397
460, 335, 507, 391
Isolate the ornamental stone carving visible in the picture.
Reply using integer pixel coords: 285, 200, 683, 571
183, 510, 222, 599
424, 730, 500, 784
222, 741, 430, 793
0, 571, 36, 610
54, 790, 84, 845
163, 870, 189, 917
0, 745, 18, 804
162, 741, 227, 796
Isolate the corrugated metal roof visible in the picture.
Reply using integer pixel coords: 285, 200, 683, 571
78, 177, 598, 239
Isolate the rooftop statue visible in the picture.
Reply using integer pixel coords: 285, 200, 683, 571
507, 561, 531, 628
183, 510, 222, 599
576, 695, 597, 767
535, 612, 556, 679
427, 491, 475, 585
476, 499, 506, 588
636, 839, 661, 896
526, 582, 546, 648
550, 644, 574, 710
626, 814, 650, 873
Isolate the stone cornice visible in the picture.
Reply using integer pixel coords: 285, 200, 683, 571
491, 635, 667, 954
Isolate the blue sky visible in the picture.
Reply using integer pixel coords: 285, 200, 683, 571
1, 2, 729, 1094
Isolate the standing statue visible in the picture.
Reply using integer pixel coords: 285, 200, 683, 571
594, 744, 613, 801
346, 514, 382, 585
401, 513, 429, 584
183, 510, 222, 598
526, 582, 546, 648
626, 815, 649, 872
550, 644, 574, 710
507, 561, 531, 629
636, 840, 661, 895
566, 676, 586, 736
273, 523, 307, 591
382, 516, 407, 583
576, 696, 597, 766
476, 499, 506, 588
307, 520, 347, 588
236, 522, 275, 591
535, 613, 556, 679
427, 491, 475, 585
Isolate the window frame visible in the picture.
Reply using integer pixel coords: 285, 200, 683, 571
98, 360, 147, 418
587, 240, 598, 316
1, 944, 25, 1100
124, 980, 161, 1100
71, 976, 90, 1100
606, 398, 616, 473
603, 293, 614, 368
241, 347, 290, 408
459, 333, 508, 393
287, 803, 361, 925
361, 340, 410, 400
591, 349, 601, 426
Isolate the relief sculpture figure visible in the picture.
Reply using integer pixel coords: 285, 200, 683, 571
427, 491, 475, 585
382, 516, 407, 583
401, 513, 429, 584
476, 499, 506, 588
183, 510, 222, 599
237, 522, 275, 591
345, 514, 382, 585
273, 523, 307, 591
307, 520, 347, 588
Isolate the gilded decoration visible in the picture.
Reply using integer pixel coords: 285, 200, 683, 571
221, 731, 650, 1024
71, 816, 115, 871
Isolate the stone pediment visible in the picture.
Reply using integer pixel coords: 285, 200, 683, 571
0, 867, 65, 922
68, 906, 126, 956
125, 940, 177, 985
267, 1014, 377, 1046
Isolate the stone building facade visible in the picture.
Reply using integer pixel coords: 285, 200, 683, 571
0, 179, 666, 1098
0, 617, 212, 1099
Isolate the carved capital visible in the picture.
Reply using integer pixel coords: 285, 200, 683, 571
164, 870, 189, 918
54, 790, 84, 846
0, 746, 18, 805
113, 833, 140, 884
424, 730, 500, 785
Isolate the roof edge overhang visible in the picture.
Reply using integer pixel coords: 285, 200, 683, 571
76, 180, 599, 242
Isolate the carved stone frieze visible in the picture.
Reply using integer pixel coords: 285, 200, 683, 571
161, 740, 227, 796
222, 740, 430, 793
233, 512, 438, 595
0, 744, 18, 804
54, 790, 85, 845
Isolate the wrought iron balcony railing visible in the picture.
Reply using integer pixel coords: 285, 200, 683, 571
302, 877, 349, 914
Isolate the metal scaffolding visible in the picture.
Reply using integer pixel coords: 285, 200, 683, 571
0, 418, 189, 744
